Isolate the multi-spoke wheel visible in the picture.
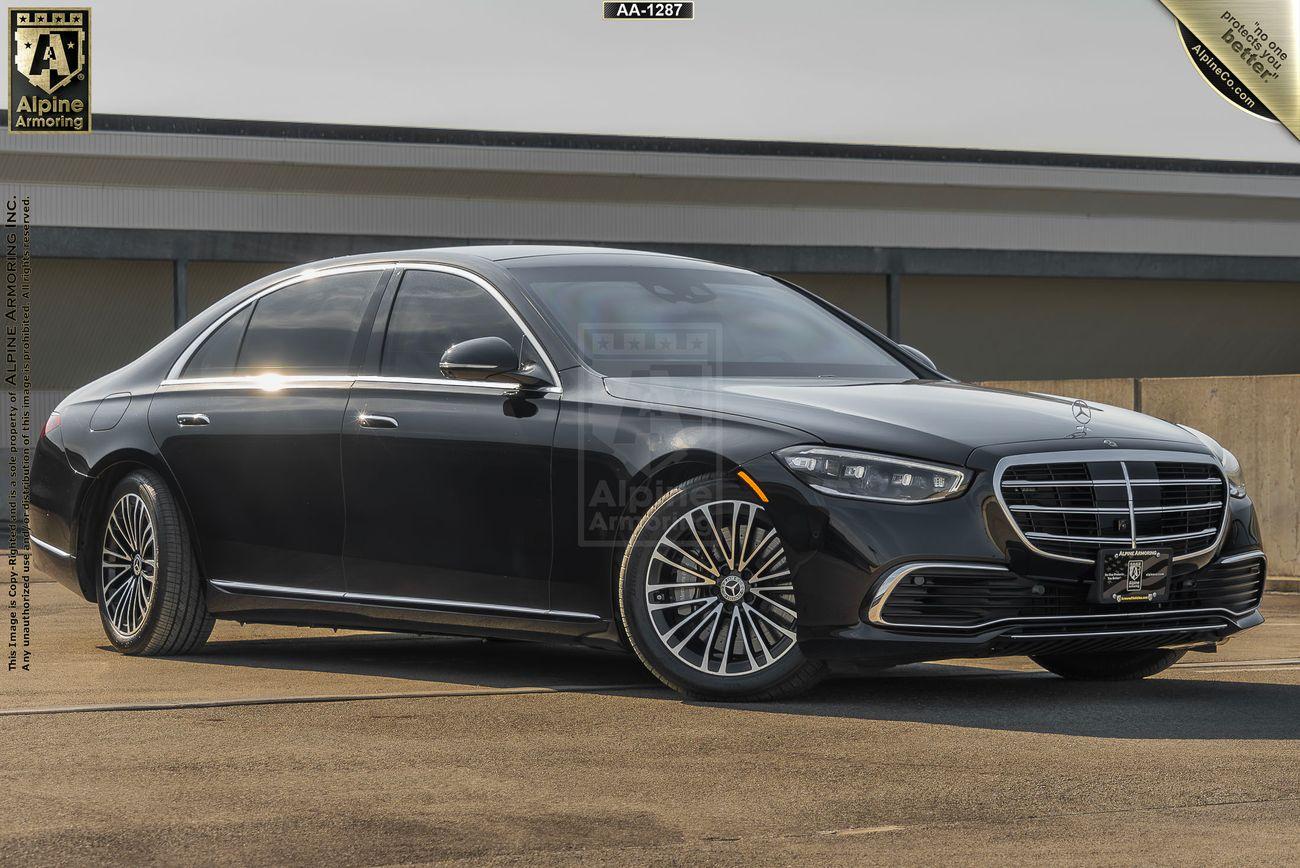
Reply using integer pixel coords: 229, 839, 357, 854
101, 492, 158, 642
619, 474, 825, 700
95, 469, 214, 655
646, 499, 797, 676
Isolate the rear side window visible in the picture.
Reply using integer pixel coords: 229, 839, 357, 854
182, 305, 252, 378
236, 271, 380, 375
381, 270, 524, 379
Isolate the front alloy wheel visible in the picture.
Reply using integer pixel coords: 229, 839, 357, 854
619, 474, 824, 700
645, 499, 797, 676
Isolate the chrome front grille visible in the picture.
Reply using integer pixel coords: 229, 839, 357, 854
996, 452, 1227, 563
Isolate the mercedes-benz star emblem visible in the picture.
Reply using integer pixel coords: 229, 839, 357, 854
1071, 399, 1092, 425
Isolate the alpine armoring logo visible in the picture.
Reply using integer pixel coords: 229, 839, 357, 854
8, 8, 91, 133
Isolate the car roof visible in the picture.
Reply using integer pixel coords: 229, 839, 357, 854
286, 244, 721, 273
431, 244, 706, 263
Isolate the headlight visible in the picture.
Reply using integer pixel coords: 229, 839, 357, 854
1177, 425, 1247, 498
777, 446, 969, 503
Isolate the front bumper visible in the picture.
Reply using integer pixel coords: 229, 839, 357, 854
740, 447, 1267, 666
799, 604, 1263, 665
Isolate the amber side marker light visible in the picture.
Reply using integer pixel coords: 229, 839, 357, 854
736, 470, 769, 503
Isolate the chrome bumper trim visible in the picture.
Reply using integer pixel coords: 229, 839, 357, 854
865, 558, 1261, 632
1003, 624, 1224, 641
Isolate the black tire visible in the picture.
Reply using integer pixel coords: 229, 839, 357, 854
96, 469, 214, 656
618, 473, 825, 701
1030, 648, 1187, 681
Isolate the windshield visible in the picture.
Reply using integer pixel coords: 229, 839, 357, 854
507, 261, 916, 379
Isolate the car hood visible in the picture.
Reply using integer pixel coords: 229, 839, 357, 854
602, 377, 1204, 467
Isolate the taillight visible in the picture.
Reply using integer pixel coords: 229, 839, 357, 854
42, 410, 62, 442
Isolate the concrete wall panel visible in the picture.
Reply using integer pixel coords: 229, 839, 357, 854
32, 259, 173, 391
187, 261, 294, 319
905, 276, 1300, 381
1140, 375, 1299, 577
984, 374, 1298, 577
776, 273, 887, 332
977, 378, 1137, 410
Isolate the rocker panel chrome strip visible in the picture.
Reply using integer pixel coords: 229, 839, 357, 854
207, 579, 602, 622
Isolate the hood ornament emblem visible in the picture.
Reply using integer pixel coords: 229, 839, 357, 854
1071, 400, 1092, 425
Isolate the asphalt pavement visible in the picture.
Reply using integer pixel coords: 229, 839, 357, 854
3, 583, 1298, 866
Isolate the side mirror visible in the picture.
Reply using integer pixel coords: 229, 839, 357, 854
439, 336, 550, 387
899, 344, 938, 371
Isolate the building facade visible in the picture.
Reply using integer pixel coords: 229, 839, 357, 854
4, 113, 1300, 412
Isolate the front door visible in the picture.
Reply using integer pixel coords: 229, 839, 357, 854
149, 267, 388, 594
341, 267, 558, 611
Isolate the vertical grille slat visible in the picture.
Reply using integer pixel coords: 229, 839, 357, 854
999, 457, 1226, 563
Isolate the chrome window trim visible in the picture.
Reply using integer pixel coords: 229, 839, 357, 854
31, 534, 74, 560
993, 449, 1231, 565
165, 262, 393, 382
351, 375, 561, 395
387, 262, 563, 391
163, 261, 564, 393
207, 579, 601, 622
865, 556, 1262, 631
158, 375, 356, 391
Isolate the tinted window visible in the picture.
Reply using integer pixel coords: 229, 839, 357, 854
183, 305, 251, 378
237, 272, 379, 375
506, 262, 914, 379
381, 270, 524, 379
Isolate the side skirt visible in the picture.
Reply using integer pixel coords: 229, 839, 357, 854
205, 580, 615, 645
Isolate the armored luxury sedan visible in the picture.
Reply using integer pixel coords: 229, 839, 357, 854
29, 247, 1266, 700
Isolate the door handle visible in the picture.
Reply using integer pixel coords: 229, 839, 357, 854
357, 413, 399, 429
176, 413, 210, 426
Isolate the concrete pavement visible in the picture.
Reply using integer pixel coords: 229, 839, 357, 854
3, 583, 1298, 866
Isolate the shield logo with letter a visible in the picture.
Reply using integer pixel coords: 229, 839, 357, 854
1125, 559, 1144, 591
13, 9, 86, 94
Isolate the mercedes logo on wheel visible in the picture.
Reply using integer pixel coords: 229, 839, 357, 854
1071, 399, 1092, 425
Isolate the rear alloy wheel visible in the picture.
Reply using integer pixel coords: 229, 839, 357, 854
101, 492, 158, 642
97, 469, 214, 655
618, 475, 824, 701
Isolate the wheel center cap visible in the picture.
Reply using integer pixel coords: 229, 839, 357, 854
132, 554, 142, 576
718, 574, 747, 602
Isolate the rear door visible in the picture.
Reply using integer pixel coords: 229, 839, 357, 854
149, 265, 389, 594
341, 265, 559, 611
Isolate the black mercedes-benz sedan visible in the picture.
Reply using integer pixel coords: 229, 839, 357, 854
29, 247, 1266, 700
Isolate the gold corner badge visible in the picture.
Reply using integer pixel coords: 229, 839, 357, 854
1160, 1, 1296, 141
8, 7, 91, 133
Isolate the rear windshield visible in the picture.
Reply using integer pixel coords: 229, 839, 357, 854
507, 262, 915, 379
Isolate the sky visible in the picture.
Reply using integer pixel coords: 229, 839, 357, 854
78, 0, 1300, 161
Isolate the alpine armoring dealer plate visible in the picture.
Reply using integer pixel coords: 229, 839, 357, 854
1094, 548, 1174, 604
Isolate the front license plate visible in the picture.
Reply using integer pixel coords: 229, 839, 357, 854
1093, 548, 1173, 604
